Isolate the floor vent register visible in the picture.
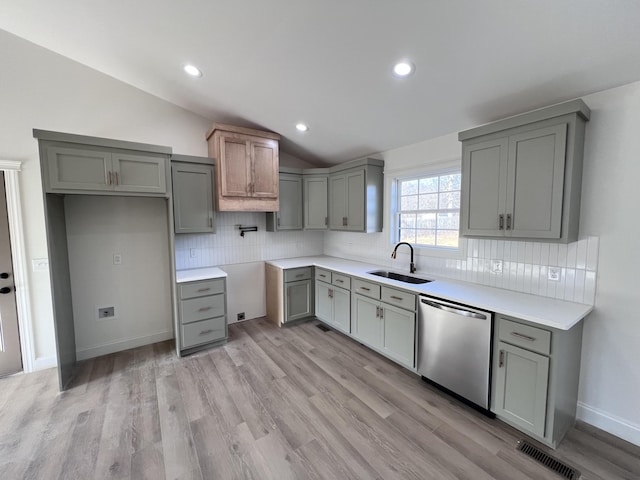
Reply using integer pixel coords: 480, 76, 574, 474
316, 324, 330, 332
517, 440, 581, 479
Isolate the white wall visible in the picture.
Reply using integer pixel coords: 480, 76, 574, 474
65, 196, 173, 360
0, 30, 211, 365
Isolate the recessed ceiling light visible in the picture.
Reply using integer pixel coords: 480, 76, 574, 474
183, 64, 203, 77
393, 61, 415, 77
296, 123, 309, 132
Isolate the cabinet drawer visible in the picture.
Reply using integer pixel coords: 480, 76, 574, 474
352, 278, 381, 299
499, 317, 551, 355
285, 267, 312, 282
315, 268, 331, 282
180, 294, 226, 324
381, 286, 416, 311
332, 273, 351, 289
180, 278, 225, 299
181, 316, 226, 348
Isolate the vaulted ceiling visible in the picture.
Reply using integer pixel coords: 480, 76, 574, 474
2, 1, 640, 164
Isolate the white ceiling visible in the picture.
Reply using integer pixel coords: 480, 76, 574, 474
2, 1, 640, 165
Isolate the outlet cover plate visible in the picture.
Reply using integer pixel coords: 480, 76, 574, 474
548, 266, 561, 282
98, 306, 115, 320
491, 259, 503, 274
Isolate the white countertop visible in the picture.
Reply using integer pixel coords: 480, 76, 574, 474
176, 266, 227, 283
267, 256, 593, 330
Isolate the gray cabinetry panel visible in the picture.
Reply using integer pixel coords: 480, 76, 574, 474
47, 146, 112, 192
177, 278, 227, 353
285, 279, 314, 322
315, 280, 333, 323
172, 162, 215, 234
181, 316, 227, 349
112, 153, 166, 194
352, 294, 384, 349
332, 286, 351, 333
304, 175, 328, 230
180, 294, 226, 324
382, 303, 415, 368
266, 173, 302, 231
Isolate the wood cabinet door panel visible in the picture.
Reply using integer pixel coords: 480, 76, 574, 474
47, 146, 111, 191
251, 139, 278, 198
220, 136, 250, 197
112, 153, 166, 194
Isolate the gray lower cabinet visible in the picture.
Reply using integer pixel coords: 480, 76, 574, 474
266, 172, 303, 231
304, 174, 328, 230
178, 278, 228, 353
171, 160, 215, 234
315, 268, 350, 333
45, 145, 167, 195
491, 314, 583, 448
284, 267, 314, 323
459, 99, 590, 243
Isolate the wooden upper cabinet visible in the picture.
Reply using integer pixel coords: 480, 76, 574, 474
207, 124, 280, 211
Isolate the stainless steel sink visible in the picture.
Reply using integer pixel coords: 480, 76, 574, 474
367, 270, 431, 284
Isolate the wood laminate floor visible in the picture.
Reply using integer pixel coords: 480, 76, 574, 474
1, 318, 639, 480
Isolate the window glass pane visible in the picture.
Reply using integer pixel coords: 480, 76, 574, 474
419, 177, 438, 193
439, 191, 460, 209
399, 213, 416, 229
416, 229, 436, 245
437, 212, 459, 229
401, 195, 418, 210
401, 179, 418, 195
400, 228, 416, 243
417, 213, 436, 229
418, 193, 438, 210
436, 229, 459, 247
439, 173, 461, 192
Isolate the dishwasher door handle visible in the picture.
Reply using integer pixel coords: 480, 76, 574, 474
420, 299, 487, 320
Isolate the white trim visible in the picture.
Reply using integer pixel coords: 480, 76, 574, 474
75, 330, 174, 361
577, 401, 640, 447
1, 160, 37, 373
34, 355, 57, 370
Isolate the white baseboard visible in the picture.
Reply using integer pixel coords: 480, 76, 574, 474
577, 401, 640, 447
34, 356, 58, 371
76, 331, 174, 361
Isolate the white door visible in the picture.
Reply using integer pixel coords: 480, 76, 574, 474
0, 172, 22, 376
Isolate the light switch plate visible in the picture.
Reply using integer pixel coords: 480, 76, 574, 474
548, 266, 561, 281
32, 258, 49, 272
190, 248, 197, 258
491, 259, 503, 274
113, 253, 122, 265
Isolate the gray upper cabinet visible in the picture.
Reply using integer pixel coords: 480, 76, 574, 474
171, 158, 215, 234
266, 172, 303, 231
47, 146, 113, 192
111, 153, 167, 194
328, 158, 383, 233
459, 99, 590, 243
304, 174, 328, 230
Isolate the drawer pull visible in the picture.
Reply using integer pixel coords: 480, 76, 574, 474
499, 350, 504, 368
511, 331, 536, 342
199, 329, 215, 336
319, 274, 327, 278
360, 287, 371, 291
335, 279, 344, 283
198, 306, 212, 312
197, 287, 211, 293
390, 295, 403, 301
295, 273, 304, 278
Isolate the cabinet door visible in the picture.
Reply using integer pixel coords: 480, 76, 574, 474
351, 294, 383, 349
304, 176, 328, 229
251, 138, 279, 198
315, 281, 333, 324
332, 286, 351, 334
494, 341, 549, 437
219, 135, 250, 197
285, 279, 313, 323
345, 170, 365, 231
329, 173, 347, 230
461, 138, 509, 236
506, 124, 567, 239
46, 146, 112, 192
112, 153, 167, 194
275, 174, 302, 230
172, 163, 215, 234
382, 303, 415, 368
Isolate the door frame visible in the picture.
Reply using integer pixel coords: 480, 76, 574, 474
0, 159, 35, 373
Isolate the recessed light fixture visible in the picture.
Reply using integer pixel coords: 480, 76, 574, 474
296, 123, 309, 132
393, 61, 415, 77
183, 64, 203, 77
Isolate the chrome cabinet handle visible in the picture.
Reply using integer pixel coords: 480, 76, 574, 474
328, 289, 333, 298
295, 273, 304, 278
199, 329, 214, 336
379, 308, 383, 319
390, 295, 403, 301
107, 171, 112, 185
335, 279, 344, 283
510, 331, 536, 342
375, 306, 379, 317
342, 216, 347, 226
198, 306, 212, 312
506, 214, 512, 230
499, 350, 504, 368
324, 216, 328, 226
209, 217, 213, 228
319, 274, 327, 278
498, 214, 504, 230
115, 172, 119, 185
360, 287, 371, 291
197, 287, 211, 293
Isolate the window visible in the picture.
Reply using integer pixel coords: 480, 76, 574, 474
395, 169, 461, 248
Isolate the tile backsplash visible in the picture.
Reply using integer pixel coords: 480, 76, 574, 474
175, 212, 324, 270
323, 232, 599, 305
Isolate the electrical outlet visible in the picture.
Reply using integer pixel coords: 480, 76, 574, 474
491, 259, 503, 274
113, 253, 122, 265
190, 248, 197, 258
98, 306, 115, 319
237, 312, 245, 321
548, 266, 561, 282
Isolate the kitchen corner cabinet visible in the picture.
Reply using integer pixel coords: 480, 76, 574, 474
304, 174, 328, 230
206, 123, 280, 211
44, 145, 168, 195
459, 99, 590, 243
178, 278, 228, 353
315, 268, 350, 333
491, 315, 583, 448
171, 155, 215, 234
266, 172, 303, 231
328, 158, 384, 232
265, 264, 314, 325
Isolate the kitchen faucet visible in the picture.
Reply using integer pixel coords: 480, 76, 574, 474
391, 242, 416, 274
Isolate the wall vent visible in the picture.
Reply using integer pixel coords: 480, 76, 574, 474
316, 324, 330, 332
517, 440, 580, 480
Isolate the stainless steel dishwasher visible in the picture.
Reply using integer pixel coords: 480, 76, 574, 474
418, 295, 493, 411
